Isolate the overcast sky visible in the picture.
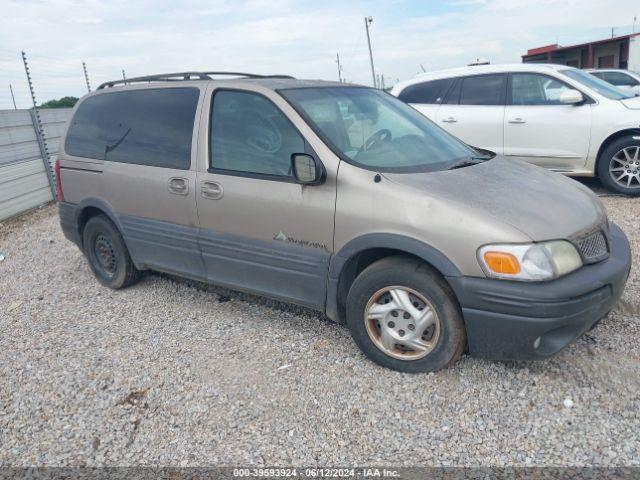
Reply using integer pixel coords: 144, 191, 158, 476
1, 0, 638, 108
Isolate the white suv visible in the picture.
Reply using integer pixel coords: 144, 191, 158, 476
587, 69, 640, 97
391, 64, 640, 195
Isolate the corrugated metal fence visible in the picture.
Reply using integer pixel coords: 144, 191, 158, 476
0, 108, 71, 221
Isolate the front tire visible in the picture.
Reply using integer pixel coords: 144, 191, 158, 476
597, 136, 640, 195
82, 215, 140, 289
345, 256, 466, 373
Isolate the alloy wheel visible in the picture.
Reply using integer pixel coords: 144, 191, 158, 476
364, 286, 440, 360
609, 146, 640, 189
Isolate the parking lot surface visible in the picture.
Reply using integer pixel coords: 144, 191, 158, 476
1, 184, 639, 466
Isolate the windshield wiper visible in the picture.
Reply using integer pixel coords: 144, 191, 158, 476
447, 157, 489, 170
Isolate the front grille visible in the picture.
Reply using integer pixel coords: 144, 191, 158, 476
576, 230, 609, 264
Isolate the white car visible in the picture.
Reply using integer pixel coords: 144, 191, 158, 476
587, 69, 640, 97
391, 64, 640, 195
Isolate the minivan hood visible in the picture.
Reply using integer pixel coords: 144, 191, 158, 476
383, 157, 605, 241
621, 95, 640, 109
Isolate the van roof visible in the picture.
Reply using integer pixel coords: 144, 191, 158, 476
97, 71, 354, 90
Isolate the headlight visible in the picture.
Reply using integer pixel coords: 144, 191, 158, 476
478, 240, 582, 281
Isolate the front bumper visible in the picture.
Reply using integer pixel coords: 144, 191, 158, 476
446, 222, 631, 360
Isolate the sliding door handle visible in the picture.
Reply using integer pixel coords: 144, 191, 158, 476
168, 177, 189, 195
201, 181, 223, 200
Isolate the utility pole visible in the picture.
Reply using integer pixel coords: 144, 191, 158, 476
336, 53, 343, 82
9, 84, 17, 109
364, 16, 376, 88
82, 61, 91, 92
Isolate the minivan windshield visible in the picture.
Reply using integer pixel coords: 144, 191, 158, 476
280, 87, 484, 172
560, 69, 633, 100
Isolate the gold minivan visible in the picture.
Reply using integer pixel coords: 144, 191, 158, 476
57, 72, 631, 372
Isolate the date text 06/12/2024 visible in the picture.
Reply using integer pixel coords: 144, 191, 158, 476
232, 468, 400, 478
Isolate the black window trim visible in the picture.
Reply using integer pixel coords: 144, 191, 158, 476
64, 86, 201, 170
506, 71, 595, 106
207, 87, 323, 184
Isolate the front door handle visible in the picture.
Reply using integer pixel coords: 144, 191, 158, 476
441, 117, 457, 123
201, 181, 223, 200
508, 117, 526, 124
168, 177, 189, 195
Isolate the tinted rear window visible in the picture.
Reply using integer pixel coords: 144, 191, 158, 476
397, 78, 453, 104
458, 74, 505, 105
65, 88, 199, 169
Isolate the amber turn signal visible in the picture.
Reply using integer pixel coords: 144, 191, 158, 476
483, 251, 521, 275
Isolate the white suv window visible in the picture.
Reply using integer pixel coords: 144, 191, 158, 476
397, 78, 453, 104
456, 74, 505, 106
510, 73, 573, 105
601, 71, 639, 87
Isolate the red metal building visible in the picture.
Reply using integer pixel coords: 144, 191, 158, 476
522, 33, 640, 71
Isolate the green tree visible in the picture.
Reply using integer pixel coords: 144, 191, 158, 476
39, 96, 79, 108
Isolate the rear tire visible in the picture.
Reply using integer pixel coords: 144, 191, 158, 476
345, 256, 466, 373
82, 215, 140, 289
597, 136, 640, 195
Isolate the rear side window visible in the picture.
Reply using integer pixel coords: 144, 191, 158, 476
397, 78, 453, 104
65, 88, 199, 169
457, 74, 505, 105
602, 71, 639, 87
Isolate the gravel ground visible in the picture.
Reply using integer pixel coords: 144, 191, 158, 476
1, 183, 639, 467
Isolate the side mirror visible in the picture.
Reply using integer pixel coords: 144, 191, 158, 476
291, 153, 323, 185
559, 89, 584, 105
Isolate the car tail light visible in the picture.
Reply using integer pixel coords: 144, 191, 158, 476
54, 159, 64, 202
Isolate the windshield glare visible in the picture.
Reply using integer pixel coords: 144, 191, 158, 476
560, 69, 633, 100
280, 87, 480, 172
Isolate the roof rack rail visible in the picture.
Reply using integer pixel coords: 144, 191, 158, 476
97, 71, 295, 89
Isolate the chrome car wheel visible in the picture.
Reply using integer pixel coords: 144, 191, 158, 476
609, 146, 640, 189
364, 286, 440, 360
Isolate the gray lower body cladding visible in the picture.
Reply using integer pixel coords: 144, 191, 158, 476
58, 202, 329, 310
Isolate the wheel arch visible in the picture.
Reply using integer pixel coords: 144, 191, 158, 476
325, 234, 462, 324
74, 198, 124, 248
596, 128, 640, 171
